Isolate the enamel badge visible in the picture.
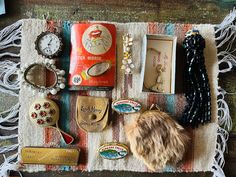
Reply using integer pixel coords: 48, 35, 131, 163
99, 143, 128, 160
112, 99, 141, 114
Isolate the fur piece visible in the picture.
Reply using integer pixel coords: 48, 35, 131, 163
125, 110, 189, 171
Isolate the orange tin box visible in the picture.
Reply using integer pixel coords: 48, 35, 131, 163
69, 23, 116, 90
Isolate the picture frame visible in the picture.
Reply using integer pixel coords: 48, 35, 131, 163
140, 34, 177, 94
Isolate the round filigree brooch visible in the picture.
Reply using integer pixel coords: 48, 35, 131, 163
18, 59, 66, 97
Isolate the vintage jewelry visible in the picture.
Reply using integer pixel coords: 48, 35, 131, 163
112, 99, 141, 114
99, 143, 129, 160
121, 34, 134, 74
29, 98, 74, 144
35, 31, 63, 58
181, 29, 211, 128
19, 59, 66, 97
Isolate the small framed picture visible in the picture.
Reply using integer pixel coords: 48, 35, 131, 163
141, 34, 177, 94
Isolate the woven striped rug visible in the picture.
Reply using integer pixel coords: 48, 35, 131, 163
3, 14, 230, 176
17, 19, 217, 173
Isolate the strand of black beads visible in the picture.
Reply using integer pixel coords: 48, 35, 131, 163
183, 35, 199, 127
181, 29, 211, 128
182, 49, 195, 125
193, 63, 202, 127
197, 52, 206, 124
182, 36, 194, 126
184, 50, 198, 126
187, 66, 201, 127
192, 49, 204, 127
196, 53, 206, 125
192, 33, 205, 127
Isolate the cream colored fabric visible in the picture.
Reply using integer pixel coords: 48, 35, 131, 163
18, 19, 47, 172
192, 24, 218, 171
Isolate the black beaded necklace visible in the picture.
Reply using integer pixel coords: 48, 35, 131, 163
181, 30, 211, 128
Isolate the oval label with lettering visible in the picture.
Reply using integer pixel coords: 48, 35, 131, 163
99, 143, 128, 160
87, 61, 111, 77
112, 99, 141, 114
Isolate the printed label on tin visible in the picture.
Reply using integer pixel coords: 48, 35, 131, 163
69, 23, 116, 90
72, 74, 82, 85
82, 24, 112, 55
112, 99, 142, 114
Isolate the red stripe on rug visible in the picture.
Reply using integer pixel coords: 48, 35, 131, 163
44, 127, 51, 144
108, 89, 120, 141
157, 95, 167, 110
76, 91, 89, 170
128, 73, 133, 89
44, 100, 61, 170
69, 91, 81, 170
112, 81, 124, 141
147, 93, 157, 107
112, 113, 121, 141
181, 127, 194, 172
175, 94, 186, 118
148, 22, 157, 34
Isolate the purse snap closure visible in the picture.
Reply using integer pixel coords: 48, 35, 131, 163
89, 114, 97, 120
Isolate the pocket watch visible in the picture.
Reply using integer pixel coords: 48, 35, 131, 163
35, 31, 63, 58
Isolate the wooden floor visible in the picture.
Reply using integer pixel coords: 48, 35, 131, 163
0, 1, 236, 177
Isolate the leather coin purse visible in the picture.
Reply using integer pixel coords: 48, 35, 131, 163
76, 96, 109, 132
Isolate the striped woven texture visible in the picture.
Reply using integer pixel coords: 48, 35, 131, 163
18, 19, 218, 173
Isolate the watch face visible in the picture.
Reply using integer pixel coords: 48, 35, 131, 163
36, 32, 62, 57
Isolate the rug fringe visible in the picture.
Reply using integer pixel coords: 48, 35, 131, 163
0, 21, 22, 177
0, 20, 22, 58
215, 7, 236, 74
216, 7, 236, 35
0, 144, 19, 154
0, 154, 22, 177
212, 127, 229, 177
217, 88, 232, 131
0, 60, 20, 94
212, 8, 236, 177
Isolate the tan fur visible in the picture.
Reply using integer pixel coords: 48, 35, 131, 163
125, 110, 189, 171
